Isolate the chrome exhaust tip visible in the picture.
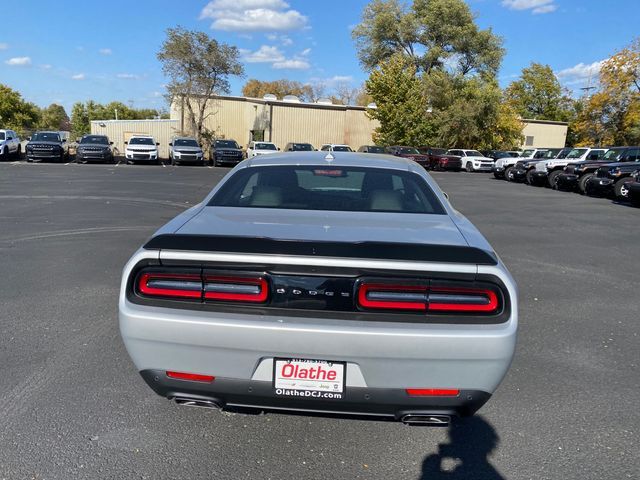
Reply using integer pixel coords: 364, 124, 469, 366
401, 414, 451, 427
173, 396, 222, 409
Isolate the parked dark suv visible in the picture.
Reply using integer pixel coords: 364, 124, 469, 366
357, 145, 386, 154
26, 131, 69, 162
556, 147, 631, 193
386, 146, 430, 169
585, 147, 640, 199
210, 139, 243, 167
625, 169, 640, 207
75, 134, 114, 163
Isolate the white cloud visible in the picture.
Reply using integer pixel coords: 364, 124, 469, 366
71, 73, 85, 80
300, 48, 311, 56
40, 64, 53, 70
0, 43, 8, 50
556, 60, 605, 81
200, 0, 307, 32
99, 48, 112, 55
502, 0, 557, 14
281, 36, 293, 46
272, 59, 310, 70
242, 45, 285, 63
117, 73, 140, 79
5, 56, 31, 66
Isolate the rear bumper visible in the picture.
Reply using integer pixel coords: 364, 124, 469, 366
139, 369, 491, 420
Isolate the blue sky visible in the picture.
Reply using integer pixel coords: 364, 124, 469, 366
1, 0, 638, 114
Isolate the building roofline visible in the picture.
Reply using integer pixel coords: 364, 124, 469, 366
521, 118, 569, 126
90, 119, 177, 123
175, 93, 369, 112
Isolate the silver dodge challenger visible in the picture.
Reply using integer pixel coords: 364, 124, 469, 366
119, 152, 517, 426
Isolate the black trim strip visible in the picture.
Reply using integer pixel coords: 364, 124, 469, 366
144, 234, 498, 265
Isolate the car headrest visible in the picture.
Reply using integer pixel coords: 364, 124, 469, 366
369, 190, 403, 211
249, 186, 283, 207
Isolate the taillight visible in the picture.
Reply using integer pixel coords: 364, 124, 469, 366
138, 272, 202, 299
358, 283, 428, 311
204, 275, 268, 303
357, 280, 501, 314
406, 388, 460, 397
166, 371, 215, 383
135, 268, 269, 304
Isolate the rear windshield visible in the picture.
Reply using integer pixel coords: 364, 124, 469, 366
0, 132, 5, 140
215, 140, 240, 149
255, 143, 277, 150
289, 143, 313, 151
175, 139, 199, 147
603, 148, 623, 160
465, 150, 484, 157
129, 137, 154, 145
80, 135, 108, 145
398, 147, 419, 154
333, 145, 352, 152
366, 146, 386, 153
210, 166, 445, 214
32, 132, 61, 142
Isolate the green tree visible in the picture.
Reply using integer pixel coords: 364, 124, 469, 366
504, 63, 572, 121
39, 104, 70, 131
352, 0, 503, 76
157, 27, 244, 143
70, 100, 163, 138
0, 84, 40, 135
365, 55, 435, 145
241, 79, 313, 102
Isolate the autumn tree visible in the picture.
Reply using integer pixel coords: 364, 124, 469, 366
0, 84, 40, 135
574, 38, 640, 145
242, 79, 313, 102
504, 63, 573, 121
157, 27, 244, 143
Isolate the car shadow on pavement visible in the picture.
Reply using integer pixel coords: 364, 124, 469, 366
420, 416, 505, 480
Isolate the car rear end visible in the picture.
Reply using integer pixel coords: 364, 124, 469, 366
119, 158, 517, 425
120, 240, 516, 424
437, 155, 462, 171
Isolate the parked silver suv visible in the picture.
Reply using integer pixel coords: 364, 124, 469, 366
0, 129, 21, 160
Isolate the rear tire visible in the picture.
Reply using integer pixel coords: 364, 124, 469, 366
578, 173, 593, 194
548, 170, 562, 189
525, 169, 536, 185
615, 178, 630, 200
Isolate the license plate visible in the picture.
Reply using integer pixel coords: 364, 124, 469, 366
273, 358, 345, 400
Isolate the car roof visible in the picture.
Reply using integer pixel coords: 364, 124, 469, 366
174, 136, 196, 140
245, 151, 423, 172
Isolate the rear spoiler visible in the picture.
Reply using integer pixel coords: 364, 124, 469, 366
143, 234, 498, 265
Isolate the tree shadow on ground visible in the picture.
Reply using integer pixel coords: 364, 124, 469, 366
420, 416, 504, 480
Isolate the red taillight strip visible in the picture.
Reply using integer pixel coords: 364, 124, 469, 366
406, 388, 460, 397
204, 276, 268, 303
358, 283, 427, 311
138, 273, 202, 299
428, 288, 498, 312
166, 371, 215, 383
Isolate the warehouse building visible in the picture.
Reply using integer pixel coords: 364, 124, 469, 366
91, 95, 569, 155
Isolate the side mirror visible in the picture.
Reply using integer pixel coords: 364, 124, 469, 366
27, 136, 31, 141
62, 139, 67, 143
288, 148, 293, 151
277, 147, 281, 151
124, 141, 128, 145
156, 142, 160, 146
314, 148, 318, 151
109, 141, 114, 145
443, 192, 449, 200
76, 138, 81, 142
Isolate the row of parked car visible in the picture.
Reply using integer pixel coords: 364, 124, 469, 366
490, 146, 640, 207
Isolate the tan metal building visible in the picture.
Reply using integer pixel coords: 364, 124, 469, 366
521, 119, 568, 148
90, 119, 179, 158
170, 95, 380, 150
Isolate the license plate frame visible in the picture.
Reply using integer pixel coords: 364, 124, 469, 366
273, 358, 346, 400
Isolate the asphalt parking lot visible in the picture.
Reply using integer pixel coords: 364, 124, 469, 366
0, 161, 638, 480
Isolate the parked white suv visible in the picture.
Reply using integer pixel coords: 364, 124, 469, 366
531, 147, 606, 187
0, 129, 21, 160
246, 141, 279, 158
447, 149, 494, 172
125, 135, 160, 164
320, 144, 353, 152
